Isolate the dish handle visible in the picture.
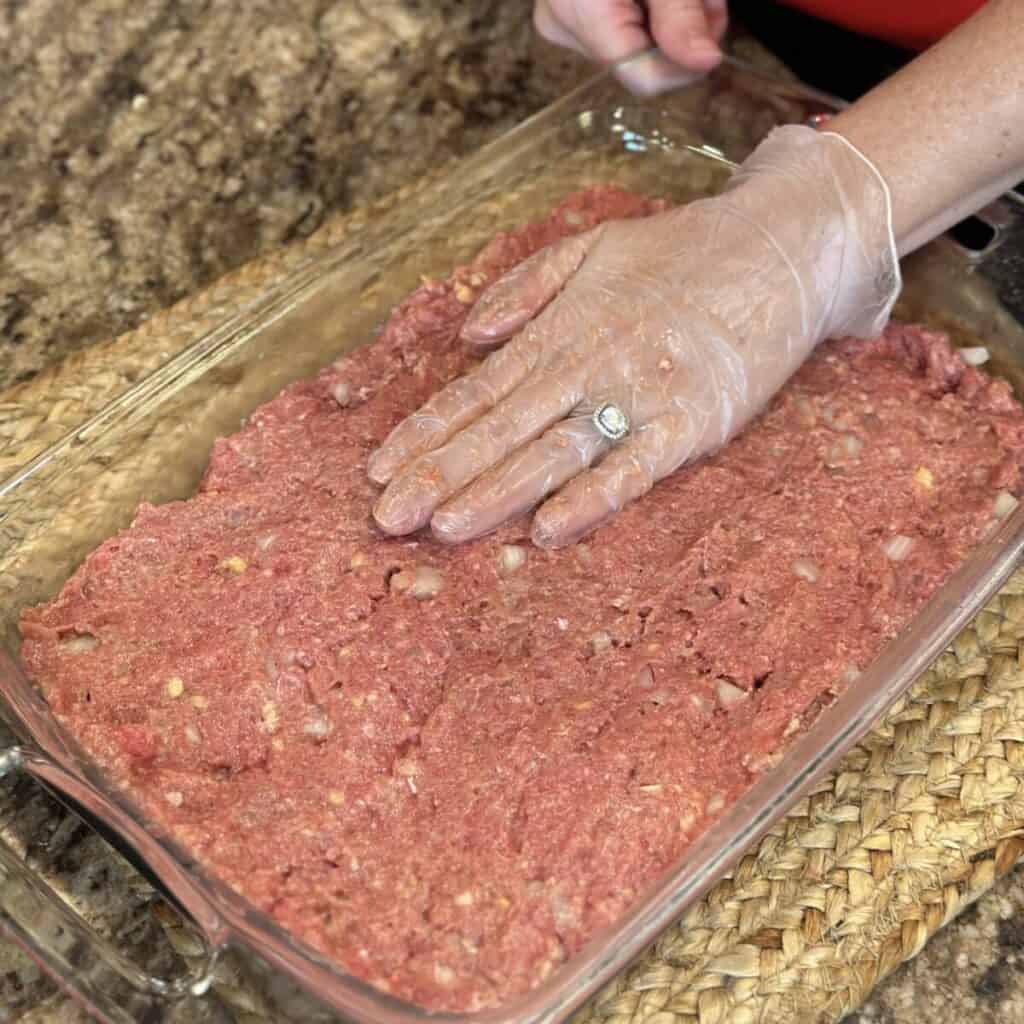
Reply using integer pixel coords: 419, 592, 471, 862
0, 746, 225, 1024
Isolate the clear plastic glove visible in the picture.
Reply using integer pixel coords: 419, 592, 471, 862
535, 0, 728, 94
369, 125, 900, 548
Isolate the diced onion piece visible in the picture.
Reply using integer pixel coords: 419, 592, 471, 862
825, 433, 862, 468
636, 665, 655, 689
795, 396, 816, 426
914, 466, 934, 490
396, 565, 445, 600
882, 535, 914, 562
410, 568, 445, 599
591, 631, 613, 654
331, 380, 351, 407
389, 569, 414, 593
689, 586, 721, 611
981, 518, 1001, 540
689, 692, 715, 714
960, 346, 990, 367
61, 632, 98, 653
303, 710, 332, 739
791, 558, 819, 584
743, 750, 783, 774
994, 490, 1019, 520
498, 544, 527, 575
716, 678, 747, 707
841, 664, 862, 685
261, 702, 280, 734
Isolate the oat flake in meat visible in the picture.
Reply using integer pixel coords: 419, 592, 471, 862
20, 186, 1024, 1013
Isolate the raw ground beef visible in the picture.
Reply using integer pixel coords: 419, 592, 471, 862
20, 186, 1024, 1013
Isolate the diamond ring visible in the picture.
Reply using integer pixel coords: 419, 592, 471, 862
593, 402, 630, 443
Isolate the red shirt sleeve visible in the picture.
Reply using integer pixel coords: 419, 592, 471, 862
778, 0, 987, 50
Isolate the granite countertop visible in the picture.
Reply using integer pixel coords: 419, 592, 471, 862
0, 1, 1023, 1021
0, 0, 587, 388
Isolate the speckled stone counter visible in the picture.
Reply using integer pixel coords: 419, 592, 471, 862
1, 2, 1023, 1021
0, 0, 587, 388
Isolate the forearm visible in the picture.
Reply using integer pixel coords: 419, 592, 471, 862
829, 0, 1024, 257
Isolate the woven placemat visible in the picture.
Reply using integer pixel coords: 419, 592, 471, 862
4, 175, 1024, 1024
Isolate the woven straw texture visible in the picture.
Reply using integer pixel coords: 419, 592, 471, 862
5, 179, 1024, 1024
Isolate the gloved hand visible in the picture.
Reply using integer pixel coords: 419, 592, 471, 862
369, 125, 900, 548
535, 0, 728, 94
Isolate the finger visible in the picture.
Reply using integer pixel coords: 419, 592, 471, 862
431, 416, 607, 543
550, 0, 651, 63
706, 0, 729, 43
535, 0, 709, 96
533, 0, 588, 54
532, 411, 695, 548
461, 233, 594, 346
374, 372, 585, 536
648, 0, 723, 72
367, 337, 540, 486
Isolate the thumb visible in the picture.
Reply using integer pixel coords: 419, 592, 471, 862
460, 231, 596, 347
648, 0, 725, 72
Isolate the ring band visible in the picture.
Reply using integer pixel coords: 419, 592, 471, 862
593, 402, 630, 443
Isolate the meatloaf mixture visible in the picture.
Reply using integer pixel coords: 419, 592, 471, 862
20, 186, 1024, 1012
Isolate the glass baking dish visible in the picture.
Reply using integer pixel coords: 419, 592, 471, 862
1, 54, 1023, 1024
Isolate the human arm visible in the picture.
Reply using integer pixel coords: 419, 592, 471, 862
828, 0, 1024, 255
369, 0, 1024, 547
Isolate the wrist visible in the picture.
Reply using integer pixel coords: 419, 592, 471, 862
817, 131, 901, 339
727, 125, 900, 342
